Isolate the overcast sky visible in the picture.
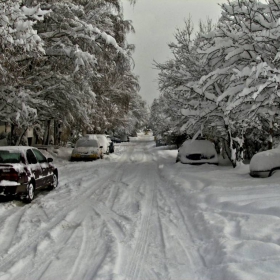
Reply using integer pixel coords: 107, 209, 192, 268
121, 0, 227, 105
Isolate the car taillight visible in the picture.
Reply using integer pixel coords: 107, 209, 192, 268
1, 170, 19, 182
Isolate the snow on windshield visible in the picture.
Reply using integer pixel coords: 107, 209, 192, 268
76, 139, 99, 148
180, 140, 216, 156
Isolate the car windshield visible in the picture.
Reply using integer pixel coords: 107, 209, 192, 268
76, 139, 99, 148
0, 150, 21, 163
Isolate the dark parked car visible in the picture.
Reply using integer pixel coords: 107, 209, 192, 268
0, 146, 58, 203
106, 135, 114, 153
111, 137, 121, 143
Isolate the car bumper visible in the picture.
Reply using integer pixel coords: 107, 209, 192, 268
71, 154, 100, 161
178, 159, 219, 165
0, 183, 28, 196
250, 170, 270, 178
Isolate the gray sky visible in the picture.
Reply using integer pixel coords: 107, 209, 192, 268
122, 0, 226, 105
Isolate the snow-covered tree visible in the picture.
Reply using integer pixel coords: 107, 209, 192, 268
152, 0, 280, 167
0, 1, 50, 128
1, 0, 145, 144
153, 18, 218, 145
197, 0, 280, 164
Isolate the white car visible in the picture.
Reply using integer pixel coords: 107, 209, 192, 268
71, 138, 103, 161
176, 140, 218, 165
250, 147, 280, 177
84, 134, 110, 155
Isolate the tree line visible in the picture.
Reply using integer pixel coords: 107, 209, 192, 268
0, 0, 148, 145
150, 0, 280, 167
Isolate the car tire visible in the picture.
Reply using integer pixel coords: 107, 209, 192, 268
24, 182, 34, 203
49, 173, 58, 190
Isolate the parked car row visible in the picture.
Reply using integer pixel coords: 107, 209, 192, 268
176, 139, 280, 178
0, 136, 277, 204
0, 134, 118, 203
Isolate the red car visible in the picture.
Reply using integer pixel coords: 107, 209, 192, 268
0, 146, 58, 203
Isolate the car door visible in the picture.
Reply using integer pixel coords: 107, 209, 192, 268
26, 149, 44, 188
32, 149, 52, 187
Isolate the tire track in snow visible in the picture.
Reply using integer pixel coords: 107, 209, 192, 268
119, 163, 156, 280
0, 162, 128, 275
0, 143, 137, 277
0, 209, 26, 256
156, 166, 207, 279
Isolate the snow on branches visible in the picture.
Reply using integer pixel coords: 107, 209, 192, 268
0, 1, 50, 53
152, 0, 280, 167
0, 0, 146, 140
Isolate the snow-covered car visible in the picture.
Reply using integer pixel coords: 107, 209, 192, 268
176, 140, 218, 165
82, 134, 110, 154
250, 147, 280, 178
0, 146, 58, 202
71, 138, 103, 161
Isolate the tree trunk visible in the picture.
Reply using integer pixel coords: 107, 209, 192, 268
268, 126, 273, 150
54, 120, 58, 145
16, 127, 28, 146
225, 125, 236, 168
43, 120, 51, 145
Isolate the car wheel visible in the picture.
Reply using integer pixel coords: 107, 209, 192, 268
49, 173, 58, 190
24, 182, 34, 203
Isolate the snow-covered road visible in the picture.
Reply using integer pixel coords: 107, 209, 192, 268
0, 135, 280, 280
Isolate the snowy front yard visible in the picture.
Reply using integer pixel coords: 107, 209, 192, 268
0, 135, 280, 280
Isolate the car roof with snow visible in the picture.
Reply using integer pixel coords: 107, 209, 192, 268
250, 147, 280, 171
0, 146, 38, 152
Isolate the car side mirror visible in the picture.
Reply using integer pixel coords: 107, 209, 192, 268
100, 146, 103, 149
47, 158, 53, 162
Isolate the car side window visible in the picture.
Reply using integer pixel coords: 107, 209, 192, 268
32, 149, 47, 163
26, 149, 38, 164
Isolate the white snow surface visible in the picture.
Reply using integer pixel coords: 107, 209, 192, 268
0, 134, 280, 279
